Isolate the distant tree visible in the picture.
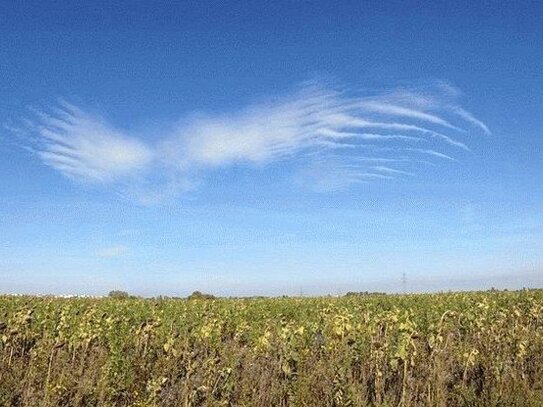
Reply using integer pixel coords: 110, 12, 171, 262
187, 291, 216, 300
345, 291, 386, 297
108, 290, 130, 299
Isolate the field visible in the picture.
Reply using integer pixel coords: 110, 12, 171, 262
1, 290, 543, 406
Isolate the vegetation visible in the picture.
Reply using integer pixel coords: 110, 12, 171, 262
344, 291, 387, 297
108, 290, 131, 299
1, 290, 543, 406
187, 291, 216, 301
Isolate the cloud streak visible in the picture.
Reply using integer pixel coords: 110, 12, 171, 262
97, 245, 129, 258
32, 103, 153, 183
17, 79, 489, 201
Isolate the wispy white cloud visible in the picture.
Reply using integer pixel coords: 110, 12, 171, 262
31, 103, 153, 183
356, 100, 461, 131
97, 245, 128, 258
17, 79, 489, 202
372, 166, 414, 176
451, 106, 491, 135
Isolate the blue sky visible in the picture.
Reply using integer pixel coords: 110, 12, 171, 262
1, 1, 542, 296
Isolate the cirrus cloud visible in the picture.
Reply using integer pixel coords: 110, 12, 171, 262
97, 245, 129, 258
15, 79, 489, 202
32, 103, 154, 183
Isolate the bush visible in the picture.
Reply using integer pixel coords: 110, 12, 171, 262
187, 290, 216, 300
108, 290, 130, 299
345, 291, 386, 296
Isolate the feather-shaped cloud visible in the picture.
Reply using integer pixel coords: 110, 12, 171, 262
33, 103, 153, 183
19, 79, 489, 201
